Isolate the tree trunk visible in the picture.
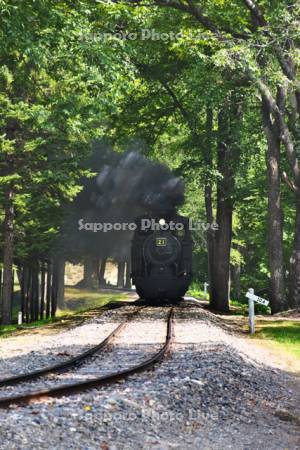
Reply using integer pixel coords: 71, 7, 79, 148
209, 111, 233, 312
51, 263, 58, 317
1, 188, 14, 325
83, 256, 94, 289
55, 257, 65, 309
40, 263, 46, 320
33, 264, 39, 321
262, 96, 287, 313
117, 261, 125, 288
0, 269, 2, 318
25, 266, 31, 323
230, 264, 241, 300
46, 263, 52, 319
289, 194, 300, 308
30, 267, 34, 321
204, 108, 215, 298
205, 183, 214, 294
98, 258, 107, 287
125, 258, 132, 289
210, 191, 232, 312
20, 266, 25, 321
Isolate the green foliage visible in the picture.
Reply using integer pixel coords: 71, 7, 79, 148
0, 0, 299, 311
0, 0, 132, 261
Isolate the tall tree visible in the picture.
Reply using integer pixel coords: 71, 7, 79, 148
0, 0, 126, 322
117, 0, 299, 311
261, 93, 287, 312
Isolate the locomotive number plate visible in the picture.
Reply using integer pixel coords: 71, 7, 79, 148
156, 238, 167, 247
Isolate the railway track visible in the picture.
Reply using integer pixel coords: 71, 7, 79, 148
0, 307, 174, 408
0, 307, 142, 388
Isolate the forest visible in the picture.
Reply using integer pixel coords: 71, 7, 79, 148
0, 0, 299, 324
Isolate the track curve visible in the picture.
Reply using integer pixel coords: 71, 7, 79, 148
0, 306, 143, 388
0, 308, 174, 408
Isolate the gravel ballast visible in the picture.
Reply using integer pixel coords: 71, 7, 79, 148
0, 304, 299, 450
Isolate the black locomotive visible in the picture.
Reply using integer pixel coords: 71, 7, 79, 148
131, 213, 193, 302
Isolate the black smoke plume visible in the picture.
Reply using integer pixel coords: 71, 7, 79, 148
63, 142, 185, 263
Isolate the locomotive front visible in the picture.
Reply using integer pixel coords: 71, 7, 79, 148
131, 213, 193, 302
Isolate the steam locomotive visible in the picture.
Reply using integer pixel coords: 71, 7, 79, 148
131, 213, 193, 302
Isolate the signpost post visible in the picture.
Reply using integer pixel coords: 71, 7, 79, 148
204, 282, 209, 301
247, 288, 255, 334
246, 288, 269, 334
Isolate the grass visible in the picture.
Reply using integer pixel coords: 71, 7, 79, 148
229, 298, 270, 315
0, 318, 57, 338
62, 286, 129, 313
0, 286, 129, 339
187, 288, 270, 315
188, 285, 299, 365
254, 320, 300, 361
187, 287, 209, 300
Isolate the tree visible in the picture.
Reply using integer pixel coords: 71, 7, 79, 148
114, 0, 299, 311
90, 3, 255, 311
0, 0, 127, 323
2, 0, 298, 317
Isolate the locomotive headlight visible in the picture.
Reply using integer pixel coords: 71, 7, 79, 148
159, 218, 166, 226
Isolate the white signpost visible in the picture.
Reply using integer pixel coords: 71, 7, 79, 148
246, 288, 269, 334
204, 282, 209, 301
